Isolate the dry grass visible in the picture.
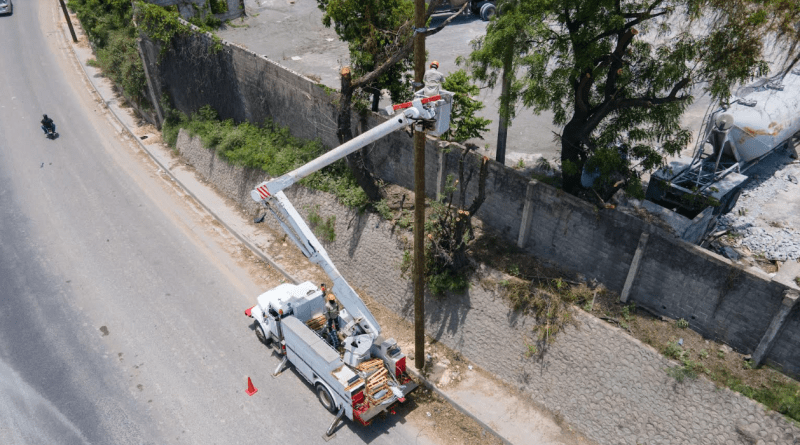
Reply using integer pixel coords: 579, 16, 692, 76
471, 231, 800, 424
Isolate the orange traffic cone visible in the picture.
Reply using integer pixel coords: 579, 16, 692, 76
246, 377, 258, 396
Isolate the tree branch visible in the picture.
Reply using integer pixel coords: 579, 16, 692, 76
614, 77, 691, 110
604, 27, 638, 100
351, 0, 465, 91
589, 0, 668, 45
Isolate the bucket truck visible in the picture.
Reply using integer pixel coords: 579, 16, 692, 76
244, 92, 452, 436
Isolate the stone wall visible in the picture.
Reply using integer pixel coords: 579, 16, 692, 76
140, 29, 800, 378
175, 130, 800, 444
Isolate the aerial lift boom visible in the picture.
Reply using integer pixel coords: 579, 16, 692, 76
244, 93, 451, 434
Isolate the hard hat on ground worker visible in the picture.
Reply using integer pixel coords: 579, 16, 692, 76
430, 61, 439, 69
327, 293, 336, 302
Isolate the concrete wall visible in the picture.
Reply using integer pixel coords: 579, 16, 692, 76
140, 31, 800, 378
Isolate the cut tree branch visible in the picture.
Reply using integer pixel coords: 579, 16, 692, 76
351, 0, 465, 90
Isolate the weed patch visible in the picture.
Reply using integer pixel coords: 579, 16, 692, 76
162, 105, 369, 208
307, 205, 336, 242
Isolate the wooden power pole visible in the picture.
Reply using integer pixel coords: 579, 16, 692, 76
413, 0, 426, 371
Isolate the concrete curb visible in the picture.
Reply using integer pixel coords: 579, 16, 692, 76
57, 14, 513, 445
58, 22, 299, 286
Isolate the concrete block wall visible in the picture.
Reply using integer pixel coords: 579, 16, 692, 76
174, 130, 539, 387
631, 235, 785, 349
766, 304, 800, 375
141, 31, 800, 378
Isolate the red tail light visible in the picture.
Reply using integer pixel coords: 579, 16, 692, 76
352, 391, 364, 406
395, 357, 406, 377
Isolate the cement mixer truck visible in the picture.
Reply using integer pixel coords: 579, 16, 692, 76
643, 68, 800, 243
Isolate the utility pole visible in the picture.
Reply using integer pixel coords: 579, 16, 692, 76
413, 0, 426, 371
59, 0, 79, 43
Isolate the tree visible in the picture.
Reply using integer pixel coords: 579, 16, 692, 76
425, 153, 489, 295
474, 0, 800, 196
317, 0, 465, 200
440, 69, 492, 143
462, 0, 535, 164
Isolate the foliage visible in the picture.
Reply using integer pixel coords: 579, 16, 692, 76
424, 154, 489, 295
307, 205, 337, 242
440, 69, 491, 143
95, 29, 148, 103
676, 318, 689, 329
462, 0, 535, 161
68, 0, 147, 103
209, 0, 228, 15
374, 199, 393, 220
719, 370, 800, 423
397, 209, 413, 229
135, 1, 223, 54
67, 0, 133, 47
662, 341, 707, 382
162, 105, 369, 208
317, 0, 415, 103
468, 0, 800, 194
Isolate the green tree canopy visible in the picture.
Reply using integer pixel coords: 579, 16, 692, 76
462, 0, 537, 164
441, 69, 492, 143
318, 0, 416, 102
470, 0, 800, 196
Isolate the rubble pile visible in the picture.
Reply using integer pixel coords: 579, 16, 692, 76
717, 146, 800, 262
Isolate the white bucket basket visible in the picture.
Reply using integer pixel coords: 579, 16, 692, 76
427, 90, 453, 137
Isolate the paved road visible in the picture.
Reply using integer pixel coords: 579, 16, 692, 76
0, 2, 435, 443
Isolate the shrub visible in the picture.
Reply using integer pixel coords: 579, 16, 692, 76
162, 105, 370, 208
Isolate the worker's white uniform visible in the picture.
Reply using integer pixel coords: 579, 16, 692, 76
423, 67, 445, 97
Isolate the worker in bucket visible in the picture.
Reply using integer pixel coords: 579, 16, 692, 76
325, 293, 341, 349
423, 60, 445, 97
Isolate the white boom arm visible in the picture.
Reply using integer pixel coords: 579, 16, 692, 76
251, 96, 442, 200
265, 191, 382, 337
251, 96, 449, 340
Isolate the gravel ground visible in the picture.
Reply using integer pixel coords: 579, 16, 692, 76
716, 143, 800, 262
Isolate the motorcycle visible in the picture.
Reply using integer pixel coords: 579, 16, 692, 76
42, 123, 58, 140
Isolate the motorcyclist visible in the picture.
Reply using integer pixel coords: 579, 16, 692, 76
41, 114, 56, 135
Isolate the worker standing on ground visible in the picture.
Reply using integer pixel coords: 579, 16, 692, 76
423, 60, 445, 97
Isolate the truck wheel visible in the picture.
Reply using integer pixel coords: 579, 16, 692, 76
472, 1, 487, 15
316, 384, 337, 413
255, 324, 272, 346
720, 187, 742, 215
480, 2, 496, 20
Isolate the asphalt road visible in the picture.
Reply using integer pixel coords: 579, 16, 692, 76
0, 2, 435, 444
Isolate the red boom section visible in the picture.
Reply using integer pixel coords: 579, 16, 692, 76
391, 95, 442, 111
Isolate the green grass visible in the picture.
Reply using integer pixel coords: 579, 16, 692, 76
718, 369, 800, 422
162, 105, 369, 208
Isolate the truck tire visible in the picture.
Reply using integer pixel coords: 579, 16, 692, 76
480, 2, 496, 20
717, 187, 742, 216
316, 384, 338, 413
255, 324, 272, 346
472, 1, 487, 15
